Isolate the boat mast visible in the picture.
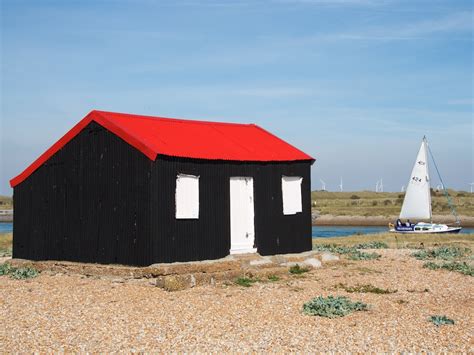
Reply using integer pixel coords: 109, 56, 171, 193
423, 137, 432, 223
426, 138, 461, 225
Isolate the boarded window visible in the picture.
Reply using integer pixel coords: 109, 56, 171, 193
176, 174, 199, 219
282, 176, 303, 215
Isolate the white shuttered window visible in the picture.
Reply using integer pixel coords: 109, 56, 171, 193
282, 176, 303, 215
175, 174, 199, 219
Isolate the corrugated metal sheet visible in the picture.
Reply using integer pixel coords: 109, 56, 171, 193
10, 110, 314, 187
13, 122, 312, 266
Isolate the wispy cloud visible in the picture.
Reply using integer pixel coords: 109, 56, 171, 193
275, 11, 473, 43
447, 98, 474, 105
276, 0, 388, 6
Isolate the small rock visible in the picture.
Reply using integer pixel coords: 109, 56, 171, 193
270, 255, 287, 264
249, 259, 273, 267
321, 252, 339, 262
303, 258, 322, 268
189, 274, 196, 288
156, 275, 190, 291
281, 262, 300, 267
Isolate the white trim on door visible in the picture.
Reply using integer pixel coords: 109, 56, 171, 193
229, 176, 257, 254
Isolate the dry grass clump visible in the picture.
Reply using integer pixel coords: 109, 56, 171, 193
311, 190, 473, 216
0, 233, 12, 256
335, 283, 397, 294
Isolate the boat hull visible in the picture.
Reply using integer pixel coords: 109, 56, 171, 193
389, 227, 462, 234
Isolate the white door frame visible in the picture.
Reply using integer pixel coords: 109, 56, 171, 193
229, 176, 256, 254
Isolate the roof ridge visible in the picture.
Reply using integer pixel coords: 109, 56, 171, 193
93, 110, 256, 128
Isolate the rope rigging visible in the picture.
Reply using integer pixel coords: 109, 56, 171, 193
426, 141, 460, 225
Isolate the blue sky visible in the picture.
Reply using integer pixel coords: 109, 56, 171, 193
1, 0, 472, 195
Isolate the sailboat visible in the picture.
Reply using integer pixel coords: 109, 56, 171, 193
389, 136, 462, 234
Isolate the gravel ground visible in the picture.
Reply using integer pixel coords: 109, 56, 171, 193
1, 249, 472, 352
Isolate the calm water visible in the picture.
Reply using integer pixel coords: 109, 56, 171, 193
312, 225, 474, 238
0, 223, 12, 233
0, 222, 472, 237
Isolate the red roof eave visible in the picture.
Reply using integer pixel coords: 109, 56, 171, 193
9, 111, 160, 188
10, 110, 315, 188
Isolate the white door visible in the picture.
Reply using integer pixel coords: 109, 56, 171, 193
230, 177, 256, 254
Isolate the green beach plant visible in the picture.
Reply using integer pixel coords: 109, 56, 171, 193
0, 263, 39, 279
9, 267, 39, 280
235, 276, 257, 287
423, 261, 473, 276
0, 262, 12, 275
303, 295, 368, 318
353, 241, 388, 249
347, 251, 381, 261
412, 246, 471, 260
267, 275, 280, 282
289, 264, 309, 274
429, 315, 455, 326
313, 243, 381, 260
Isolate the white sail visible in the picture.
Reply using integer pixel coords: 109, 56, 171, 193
399, 138, 432, 220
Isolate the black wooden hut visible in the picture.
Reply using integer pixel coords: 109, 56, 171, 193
10, 110, 315, 266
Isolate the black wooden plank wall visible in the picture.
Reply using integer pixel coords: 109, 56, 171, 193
13, 122, 312, 266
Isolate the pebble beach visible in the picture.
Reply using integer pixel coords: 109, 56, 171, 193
1, 248, 472, 352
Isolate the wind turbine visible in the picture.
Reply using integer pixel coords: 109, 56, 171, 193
375, 179, 383, 192
339, 177, 343, 192
401, 185, 405, 192
319, 179, 326, 191
470, 183, 474, 193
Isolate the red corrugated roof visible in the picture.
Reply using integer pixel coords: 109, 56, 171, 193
10, 110, 314, 187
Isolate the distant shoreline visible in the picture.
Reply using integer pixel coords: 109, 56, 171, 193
313, 214, 474, 227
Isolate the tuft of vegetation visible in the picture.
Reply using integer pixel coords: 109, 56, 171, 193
302, 295, 368, 318
353, 241, 388, 249
289, 264, 309, 274
314, 243, 381, 260
423, 261, 473, 276
0, 263, 39, 279
314, 244, 356, 254
311, 190, 473, 217
0, 262, 12, 275
335, 283, 396, 294
10, 267, 39, 280
234, 276, 257, 287
429, 315, 455, 326
412, 246, 471, 260
0, 247, 12, 257
350, 195, 360, 200
348, 251, 381, 260
267, 275, 280, 282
